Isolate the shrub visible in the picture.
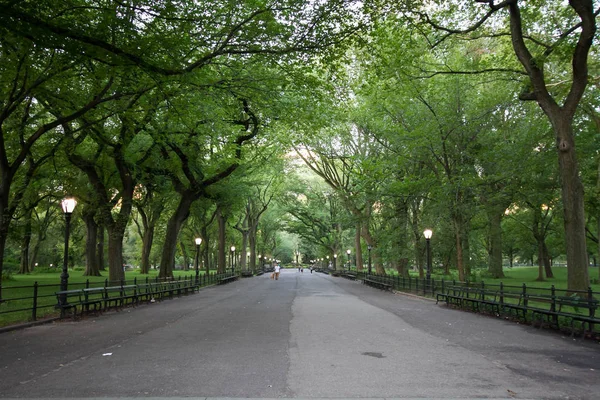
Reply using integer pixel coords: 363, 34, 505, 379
1, 270, 14, 281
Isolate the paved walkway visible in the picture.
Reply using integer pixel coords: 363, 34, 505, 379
1, 269, 599, 399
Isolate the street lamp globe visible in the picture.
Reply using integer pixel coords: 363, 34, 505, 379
195, 237, 202, 245
423, 229, 433, 239
61, 198, 77, 214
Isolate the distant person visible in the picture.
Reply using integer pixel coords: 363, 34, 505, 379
274, 264, 281, 280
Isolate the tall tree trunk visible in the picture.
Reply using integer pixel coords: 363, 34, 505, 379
140, 227, 154, 274
97, 225, 105, 271
249, 226, 257, 272
487, 208, 505, 279
159, 195, 194, 279
19, 208, 33, 274
217, 207, 226, 274
107, 226, 125, 282
553, 119, 589, 290
394, 197, 410, 277
536, 236, 545, 281
354, 223, 363, 271
201, 225, 210, 274
82, 205, 101, 276
453, 216, 465, 282
180, 240, 189, 271
542, 241, 554, 278
241, 231, 249, 272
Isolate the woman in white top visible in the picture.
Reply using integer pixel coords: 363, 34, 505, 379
274, 264, 281, 280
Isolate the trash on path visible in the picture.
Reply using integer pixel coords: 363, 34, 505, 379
102, 353, 112, 356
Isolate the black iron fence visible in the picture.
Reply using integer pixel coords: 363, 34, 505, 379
0, 272, 231, 328
358, 271, 599, 336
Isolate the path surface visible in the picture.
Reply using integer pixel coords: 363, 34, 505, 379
1, 269, 599, 399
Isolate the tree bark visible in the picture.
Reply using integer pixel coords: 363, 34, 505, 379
180, 240, 189, 271
19, 208, 33, 274
159, 194, 194, 278
354, 223, 363, 271
507, 1, 593, 291
217, 206, 227, 274
487, 209, 505, 279
82, 205, 101, 276
97, 225, 105, 271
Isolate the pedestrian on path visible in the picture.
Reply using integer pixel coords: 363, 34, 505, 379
274, 263, 281, 280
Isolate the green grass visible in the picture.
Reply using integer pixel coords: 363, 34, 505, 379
0, 269, 213, 327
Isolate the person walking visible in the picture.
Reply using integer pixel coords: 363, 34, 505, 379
274, 263, 281, 280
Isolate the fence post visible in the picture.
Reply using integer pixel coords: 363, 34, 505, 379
86, 279, 90, 289
550, 285, 556, 312
500, 282, 504, 306
32, 282, 38, 321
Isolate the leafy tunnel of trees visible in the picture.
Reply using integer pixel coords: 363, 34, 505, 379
1, 0, 599, 299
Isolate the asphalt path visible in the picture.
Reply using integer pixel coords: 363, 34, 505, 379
1, 269, 599, 400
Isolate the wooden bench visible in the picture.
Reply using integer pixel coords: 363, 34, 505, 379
363, 277, 392, 291
436, 285, 501, 314
525, 293, 599, 333
558, 296, 599, 335
343, 272, 357, 280
55, 289, 87, 317
218, 275, 238, 284
103, 285, 138, 310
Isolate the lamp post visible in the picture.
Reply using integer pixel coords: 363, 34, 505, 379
346, 249, 351, 271
194, 237, 202, 285
333, 254, 337, 270
367, 244, 372, 275
230, 246, 236, 274
60, 198, 77, 309
424, 229, 433, 285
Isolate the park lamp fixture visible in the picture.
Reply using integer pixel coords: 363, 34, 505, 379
195, 237, 202, 245
367, 244, 372, 251
231, 245, 236, 252
346, 249, 351, 255
334, 254, 337, 258
61, 198, 77, 214
423, 229, 433, 240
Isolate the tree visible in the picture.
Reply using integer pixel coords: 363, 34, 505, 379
409, 0, 598, 290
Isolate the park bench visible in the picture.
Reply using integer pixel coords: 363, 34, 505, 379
558, 295, 599, 335
55, 289, 88, 316
343, 272, 357, 280
363, 276, 392, 291
103, 285, 138, 310
218, 275, 238, 284
436, 285, 501, 314
522, 293, 599, 333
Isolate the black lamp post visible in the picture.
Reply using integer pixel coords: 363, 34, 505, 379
424, 229, 433, 284
230, 245, 236, 274
367, 244, 372, 275
333, 254, 337, 270
60, 198, 77, 309
346, 249, 351, 271
194, 237, 202, 285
